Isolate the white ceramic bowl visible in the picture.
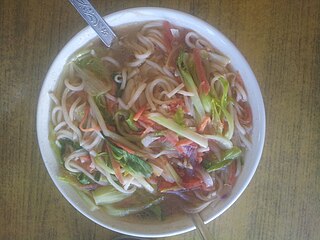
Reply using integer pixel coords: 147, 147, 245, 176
37, 7, 265, 238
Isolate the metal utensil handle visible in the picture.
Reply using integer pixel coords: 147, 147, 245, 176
191, 213, 213, 240
69, 0, 116, 47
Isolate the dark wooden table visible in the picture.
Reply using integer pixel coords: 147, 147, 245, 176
1, 0, 319, 239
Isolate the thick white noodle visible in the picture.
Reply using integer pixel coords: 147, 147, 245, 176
233, 105, 246, 135
54, 121, 67, 132
147, 29, 163, 38
81, 133, 102, 151
148, 35, 167, 52
141, 21, 163, 31
185, 31, 199, 49
64, 78, 84, 92
166, 83, 184, 98
49, 92, 60, 105
64, 149, 88, 173
61, 88, 82, 141
203, 135, 233, 149
69, 97, 82, 121
101, 56, 120, 68
127, 68, 140, 80
120, 68, 127, 90
207, 52, 231, 67
105, 171, 137, 194
51, 106, 63, 126
235, 82, 248, 102
145, 60, 166, 75
163, 66, 174, 78
68, 161, 107, 185
177, 90, 194, 97
195, 39, 211, 49
106, 93, 117, 102
56, 130, 74, 140
126, 83, 147, 109
127, 58, 145, 67
145, 78, 174, 110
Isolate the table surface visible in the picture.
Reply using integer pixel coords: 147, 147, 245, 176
1, 0, 319, 239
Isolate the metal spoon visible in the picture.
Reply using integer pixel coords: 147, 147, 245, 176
191, 213, 213, 240
69, 0, 116, 47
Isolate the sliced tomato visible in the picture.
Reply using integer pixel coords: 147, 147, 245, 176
158, 178, 179, 192
182, 176, 203, 189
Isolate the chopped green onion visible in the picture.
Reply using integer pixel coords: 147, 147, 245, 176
177, 51, 205, 118
148, 113, 208, 148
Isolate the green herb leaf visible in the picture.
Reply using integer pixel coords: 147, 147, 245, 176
108, 143, 153, 178
222, 147, 242, 161
125, 112, 139, 131
203, 147, 242, 172
58, 138, 82, 160
77, 173, 92, 185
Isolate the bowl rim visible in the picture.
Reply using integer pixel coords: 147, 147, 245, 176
37, 6, 266, 238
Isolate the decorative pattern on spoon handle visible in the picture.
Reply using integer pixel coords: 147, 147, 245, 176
69, 0, 116, 47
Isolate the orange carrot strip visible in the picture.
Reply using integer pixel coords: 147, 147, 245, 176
111, 158, 124, 185
133, 105, 146, 121
198, 116, 211, 133
80, 107, 101, 132
175, 139, 193, 147
113, 141, 136, 155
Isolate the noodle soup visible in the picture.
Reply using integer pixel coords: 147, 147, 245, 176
49, 20, 252, 221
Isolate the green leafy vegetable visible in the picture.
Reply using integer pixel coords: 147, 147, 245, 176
94, 152, 115, 174
103, 196, 164, 217
108, 142, 153, 178
222, 146, 242, 161
148, 112, 208, 148
203, 147, 242, 172
58, 138, 81, 166
76, 189, 100, 211
125, 112, 139, 131
114, 110, 140, 142
94, 95, 114, 125
92, 185, 132, 205
77, 173, 92, 185
74, 51, 109, 80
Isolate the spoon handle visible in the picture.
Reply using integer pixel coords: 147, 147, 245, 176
69, 0, 116, 47
191, 213, 213, 240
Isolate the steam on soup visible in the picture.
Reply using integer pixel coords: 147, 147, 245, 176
49, 21, 252, 219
